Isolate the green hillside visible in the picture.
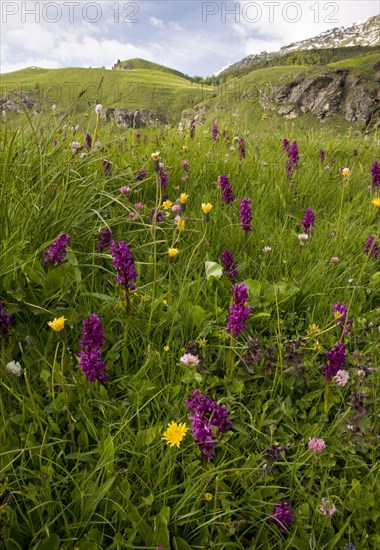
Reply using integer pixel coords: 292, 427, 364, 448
112, 57, 192, 80
0, 66, 214, 123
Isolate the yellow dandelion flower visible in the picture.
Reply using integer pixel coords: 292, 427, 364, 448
341, 167, 350, 178
204, 493, 213, 501
151, 151, 160, 161
47, 316, 66, 332
163, 199, 173, 210
162, 422, 188, 447
176, 218, 185, 231
180, 193, 189, 204
371, 197, 380, 208
202, 203, 213, 214
163, 344, 170, 352
168, 248, 179, 258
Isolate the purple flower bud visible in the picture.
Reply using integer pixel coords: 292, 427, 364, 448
78, 313, 107, 383
44, 233, 70, 266
110, 240, 138, 290
239, 198, 253, 232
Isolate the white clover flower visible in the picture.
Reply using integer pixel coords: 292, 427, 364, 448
6, 361, 22, 377
263, 246, 272, 253
95, 104, 103, 114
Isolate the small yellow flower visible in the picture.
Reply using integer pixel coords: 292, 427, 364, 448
163, 344, 170, 352
204, 493, 213, 501
197, 338, 208, 348
168, 248, 179, 258
341, 167, 350, 178
308, 323, 320, 336
202, 203, 213, 214
181, 145, 189, 152
175, 218, 185, 231
162, 199, 173, 210
180, 193, 189, 204
47, 316, 66, 332
162, 299, 168, 305
139, 294, 150, 303
162, 422, 188, 447
333, 311, 343, 320
313, 341, 322, 351
261, 114, 268, 120
151, 151, 160, 161
371, 197, 380, 208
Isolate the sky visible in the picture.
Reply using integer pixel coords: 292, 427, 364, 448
1, 0, 379, 75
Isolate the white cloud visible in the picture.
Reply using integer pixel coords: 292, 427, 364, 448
149, 16, 164, 27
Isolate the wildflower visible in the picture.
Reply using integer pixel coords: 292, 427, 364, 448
84, 132, 92, 149
261, 444, 287, 473
308, 323, 320, 336
226, 283, 252, 338
298, 233, 309, 245
134, 202, 144, 210
370, 161, 380, 188
0, 301, 13, 338
181, 159, 189, 171
185, 389, 232, 460
202, 203, 212, 214
371, 197, 380, 208
211, 123, 218, 142
134, 167, 147, 181
268, 502, 293, 532
343, 545, 356, 550
218, 175, 235, 204
332, 302, 352, 334
44, 233, 70, 266
330, 256, 340, 264
172, 204, 181, 214
160, 170, 168, 187
262, 113, 268, 120
162, 422, 188, 447
204, 493, 213, 501
237, 137, 246, 159
78, 313, 107, 383
286, 141, 299, 177
151, 151, 160, 161
202, 203, 212, 222
322, 341, 346, 381
70, 141, 81, 153
95, 104, 103, 114
180, 193, 189, 204
240, 198, 253, 232
102, 158, 112, 176
334, 369, 349, 386
320, 149, 326, 162
341, 167, 350, 178
308, 437, 326, 454
263, 246, 272, 253
180, 353, 199, 366
364, 235, 379, 258
163, 345, 170, 352
162, 199, 173, 210
47, 316, 66, 332
221, 249, 238, 280
109, 240, 138, 290
175, 217, 185, 231
168, 248, 179, 258
129, 212, 138, 220
300, 207, 315, 234
283, 138, 290, 153
96, 227, 112, 251
150, 209, 164, 223
51, 104, 57, 112
320, 498, 337, 516
5, 361, 22, 377
119, 186, 131, 195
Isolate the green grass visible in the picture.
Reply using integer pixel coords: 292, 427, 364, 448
0, 108, 379, 550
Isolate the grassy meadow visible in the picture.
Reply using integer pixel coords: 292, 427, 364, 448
0, 103, 379, 550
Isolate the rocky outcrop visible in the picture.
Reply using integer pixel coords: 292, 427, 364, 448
178, 103, 210, 131
0, 92, 41, 114
259, 69, 379, 126
100, 108, 166, 128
